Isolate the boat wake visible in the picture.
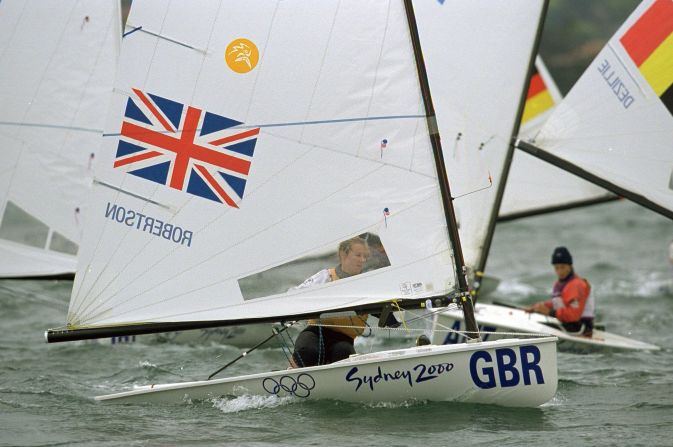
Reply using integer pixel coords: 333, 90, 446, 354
490, 279, 539, 301
211, 394, 295, 413
596, 272, 673, 299
363, 399, 429, 409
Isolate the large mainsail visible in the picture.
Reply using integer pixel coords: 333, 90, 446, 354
0, 0, 121, 278
517, 0, 673, 220
51, 1, 468, 340
412, 0, 547, 277
500, 56, 617, 222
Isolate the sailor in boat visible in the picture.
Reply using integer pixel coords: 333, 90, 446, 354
524, 246, 595, 337
289, 236, 397, 367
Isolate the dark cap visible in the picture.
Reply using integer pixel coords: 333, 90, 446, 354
551, 246, 572, 265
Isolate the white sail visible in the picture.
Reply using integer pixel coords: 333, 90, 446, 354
412, 0, 546, 273
520, 56, 565, 136
501, 56, 615, 220
0, 0, 121, 278
66, 0, 460, 330
521, 0, 673, 218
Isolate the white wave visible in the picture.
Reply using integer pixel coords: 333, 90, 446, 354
211, 394, 295, 413
541, 392, 566, 407
595, 271, 673, 298
492, 279, 538, 299
363, 399, 427, 409
138, 360, 157, 369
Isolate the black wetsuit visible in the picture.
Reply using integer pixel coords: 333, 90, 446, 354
291, 325, 355, 367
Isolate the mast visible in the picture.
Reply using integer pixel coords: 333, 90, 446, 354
473, 0, 549, 300
403, 0, 479, 338
516, 140, 673, 221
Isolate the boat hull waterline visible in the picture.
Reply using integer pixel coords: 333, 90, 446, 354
96, 337, 558, 407
432, 303, 660, 352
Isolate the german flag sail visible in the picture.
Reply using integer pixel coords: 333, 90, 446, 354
521, 66, 555, 124
620, 0, 673, 115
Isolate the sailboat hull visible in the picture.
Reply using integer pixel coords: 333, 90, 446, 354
432, 303, 660, 352
0, 240, 76, 279
95, 337, 558, 407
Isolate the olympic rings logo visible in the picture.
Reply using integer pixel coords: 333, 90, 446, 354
262, 373, 316, 398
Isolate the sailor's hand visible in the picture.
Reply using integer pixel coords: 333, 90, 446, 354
533, 303, 551, 315
526, 303, 550, 315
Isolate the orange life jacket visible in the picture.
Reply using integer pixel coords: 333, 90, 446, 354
544, 274, 592, 323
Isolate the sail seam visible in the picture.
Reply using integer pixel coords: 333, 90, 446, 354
75, 163, 388, 323
101, 114, 426, 137
78, 244, 452, 325
355, 0, 393, 159
298, 1, 341, 143
0, 121, 103, 134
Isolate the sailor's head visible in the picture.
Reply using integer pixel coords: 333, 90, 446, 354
338, 237, 370, 275
551, 246, 573, 279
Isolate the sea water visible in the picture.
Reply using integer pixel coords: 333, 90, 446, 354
1, 200, 672, 446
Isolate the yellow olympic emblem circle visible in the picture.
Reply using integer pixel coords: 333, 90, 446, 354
225, 38, 259, 74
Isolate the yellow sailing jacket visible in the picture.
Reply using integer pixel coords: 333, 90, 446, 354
307, 268, 368, 339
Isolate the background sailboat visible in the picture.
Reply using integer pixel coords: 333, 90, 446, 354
413, 0, 549, 297
499, 56, 618, 223
47, 0, 557, 407
432, 0, 667, 352
0, 0, 120, 279
516, 0, 673, 221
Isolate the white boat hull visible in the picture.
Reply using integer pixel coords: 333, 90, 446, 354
431, 303, 660, 352
96, 337, 558, 407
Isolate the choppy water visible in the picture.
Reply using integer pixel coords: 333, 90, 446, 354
2, 200, 673, 446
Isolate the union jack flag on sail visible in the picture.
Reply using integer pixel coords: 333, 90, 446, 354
113, 88, 260, 207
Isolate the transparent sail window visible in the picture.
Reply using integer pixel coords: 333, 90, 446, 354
49, 231, 79, 255
0, 201, 49, 249
238, 232, 391, 301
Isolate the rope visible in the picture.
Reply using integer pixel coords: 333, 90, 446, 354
391, 300, 409, 331
318, 326, 324, 365
276, 324, 297, 365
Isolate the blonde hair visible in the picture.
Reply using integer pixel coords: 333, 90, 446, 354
338, 237, 369, 263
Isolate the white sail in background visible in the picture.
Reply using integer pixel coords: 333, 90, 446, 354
520, 56, 565, 137
501, 56, 615, 221
412, 0, 546, 273
520, 0, 673, 218
66, 1, 460, 330
0, 0, 120, 278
